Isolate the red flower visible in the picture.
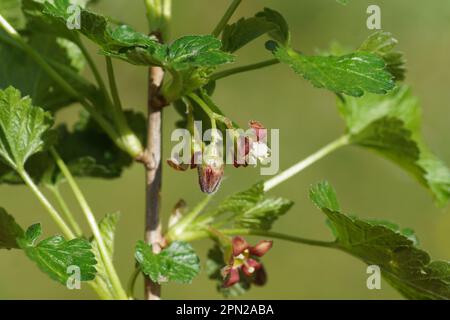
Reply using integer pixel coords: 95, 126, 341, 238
221, 236, 273, 287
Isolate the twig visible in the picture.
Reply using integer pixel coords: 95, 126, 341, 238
142, 33, 166, 300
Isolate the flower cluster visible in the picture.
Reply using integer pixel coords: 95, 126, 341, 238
167, 121, 271, 194
221, 236, 273, 288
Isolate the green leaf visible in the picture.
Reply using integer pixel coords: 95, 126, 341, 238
206, 244, 251, 297
0, 0, 25, 29
339, 85, 450, 206
89, 212, 119, 300
162, 35, 235, 99
221, 8, 290, 52
359, 31, 406, 81
0, 30, 89, 112
135, 240, 200, 284
0, 208, 24, 249
310, 181, 450, 300
207, 182, 293, 230
266, 41, 395, 97
42, 0, 162, 60
222, 17, 278, 53
255, 8, 290, 45
41, 0, 234, 99
0, 87, 56, 171
18, 223, 97, 285
0, 109, 144, 186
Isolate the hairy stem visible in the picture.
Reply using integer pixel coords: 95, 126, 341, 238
50, 148, 127, 300
212, 0, 242, 37
210, 59, 280, 81
19, 171, 75, 240
47, 185, 83, 237
264, 135, 350, 191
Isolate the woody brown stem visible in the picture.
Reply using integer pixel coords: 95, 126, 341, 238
143, 32, 167, 300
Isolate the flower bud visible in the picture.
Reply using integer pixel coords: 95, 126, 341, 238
197, 143, 224, 194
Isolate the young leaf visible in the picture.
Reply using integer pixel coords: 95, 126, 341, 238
135, 240, 200, 284
266, 41, 395, 97
339, 85, 450, 206
221, 8, 290, 52
89, 212, 120, 300
310, 181, 450, 300
18, 223, 97, 284
0, 87, 56, 171
359, 31, 406, 81
222, 17, 278, 53
0, 208, 24, 249
207, 182, 293, 230
206, 244, 251, 297
255, 8, 290, 45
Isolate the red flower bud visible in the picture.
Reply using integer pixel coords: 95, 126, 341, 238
197, 143, 224, 194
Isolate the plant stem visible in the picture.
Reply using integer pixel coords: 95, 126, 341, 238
19, 171, 75, 240
50, 148, 128, 300
127, 265, 141, 299
47, 185, 83, 237
0, 14, 141, 157
144, 59, 165, 301
210, 59, 280, 81
222, 229, 338, 249
105, 57, 123, 110
264, 135, 350, 192
212, 0, 242, 37
169, 228, 337, 249
76, 36, 108, 94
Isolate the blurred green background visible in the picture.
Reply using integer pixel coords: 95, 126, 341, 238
1, 0, 450, 299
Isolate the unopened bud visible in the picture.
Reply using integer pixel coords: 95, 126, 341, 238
198, 143, 224, 194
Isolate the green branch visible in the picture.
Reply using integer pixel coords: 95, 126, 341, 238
50, 148, 128, 300
47, 185, 83, 237
210, 59, 280, 81
212, 0, 242, 37
19, 171, 75, 240
264, 135, 350, 191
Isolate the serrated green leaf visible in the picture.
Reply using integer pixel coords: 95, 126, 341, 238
0, 109, 144, 186
206, 244, 251, 297
359, 31, 406, 81
41, 0, 233, 99
18, 223, 97, 285
255, 8, 290, 45
221, 8, 289, 52
267, 41, 395, 97
135, 240, 200, 284
41, 0, 163, 62
0, 87, 56, 171
222, 17, 278, 53
0, 208, 24, 249
339, 85, 450, 206
89, 212, 119, 300
310, 181, 450, 300
207, 182, 293, 230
